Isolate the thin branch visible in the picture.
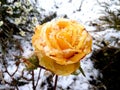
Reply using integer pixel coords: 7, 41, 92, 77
77, 0, 85, 11
38, 65, 47, 70
11, 65, 19, 76
53, 75, 58, 90
35, 68, 41, 87
32, 70, 36, 90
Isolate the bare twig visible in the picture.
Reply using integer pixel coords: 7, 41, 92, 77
53, 75, 58, 90
11, 65, 19, 76
32, 70, 36, 90
3, 61, 20, 89
35, 68, 41, 87
77, 0, 85, 11
38, 65, 47, 70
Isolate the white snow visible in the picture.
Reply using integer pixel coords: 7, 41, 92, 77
1, 0, 120, 90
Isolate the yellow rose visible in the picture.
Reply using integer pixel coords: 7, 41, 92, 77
32, 18, 92, 75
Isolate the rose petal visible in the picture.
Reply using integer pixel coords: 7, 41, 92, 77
32, 18, 92, 76
37, 53, 80, 76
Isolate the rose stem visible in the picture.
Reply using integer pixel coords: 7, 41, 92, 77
39, 65, 46, 70
54, 75, 58, 90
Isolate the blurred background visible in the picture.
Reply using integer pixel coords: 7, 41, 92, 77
0, 0, 120, 90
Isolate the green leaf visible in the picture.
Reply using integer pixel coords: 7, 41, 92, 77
22, 55, 39, 71
79, 66, 86, 77
72, 66, 86, 77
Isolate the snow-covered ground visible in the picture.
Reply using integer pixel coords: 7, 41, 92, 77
1, 0, 120, 90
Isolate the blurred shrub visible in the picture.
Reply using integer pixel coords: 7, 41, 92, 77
97, 0, 120, 31
0, 1, 57, 89
0, 0, 41, 53
91, 47, 120, 90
